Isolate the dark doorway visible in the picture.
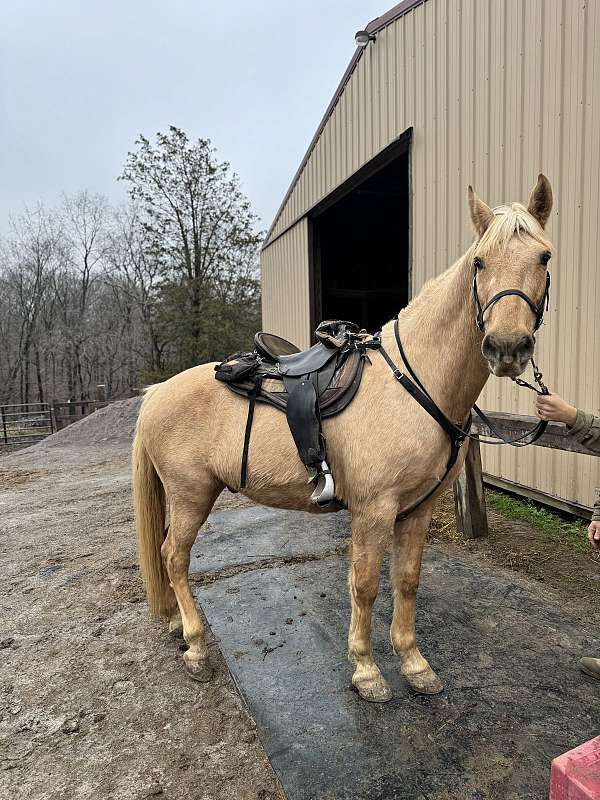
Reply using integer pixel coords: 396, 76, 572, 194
310, 134, 410, 333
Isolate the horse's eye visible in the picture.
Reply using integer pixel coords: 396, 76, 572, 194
540, 251, 552, 266
473, 257, 484, 271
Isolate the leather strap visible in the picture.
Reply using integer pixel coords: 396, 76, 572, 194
379, 316, 548, 519
377, 341, 469, 520
394, 318, 430, 397
378, 344, 464, 447
240, 377, 261, 488
471, 404, 547, 446
393, 317, 548, 448
473, 270, 550, 332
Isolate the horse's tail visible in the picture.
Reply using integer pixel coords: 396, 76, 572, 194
132, 403, 172, 619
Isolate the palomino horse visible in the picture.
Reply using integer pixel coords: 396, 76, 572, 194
133, 176, 554, 702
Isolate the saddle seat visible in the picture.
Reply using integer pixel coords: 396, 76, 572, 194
254, 332, 300, 361
254, 321, 359, 374
265, 341, 337, 376
215, 320, 380, 505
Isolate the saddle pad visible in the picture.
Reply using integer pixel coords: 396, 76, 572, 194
223, 350, 364, 418
261, 378, 287, 394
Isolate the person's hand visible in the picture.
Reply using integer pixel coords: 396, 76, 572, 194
535, 393, 578, 426
588, 520, 600, 550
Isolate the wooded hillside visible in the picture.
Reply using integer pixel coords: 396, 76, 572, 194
0, 127, 262, 404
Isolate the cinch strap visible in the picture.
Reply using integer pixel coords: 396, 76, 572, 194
240, 377, 261, 489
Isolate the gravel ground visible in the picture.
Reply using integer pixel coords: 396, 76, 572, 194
1, 398, 597, 800
0, 399, 282, 800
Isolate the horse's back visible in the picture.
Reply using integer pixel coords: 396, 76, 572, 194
136, 363, 233, 483
138, 362, 221, 432
136, 360, 300, 498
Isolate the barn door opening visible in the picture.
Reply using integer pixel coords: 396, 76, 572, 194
309, 132, 411, 334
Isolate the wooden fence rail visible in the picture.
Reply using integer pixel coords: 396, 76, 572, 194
452, 411, 600, 539
52, 399, 109, 431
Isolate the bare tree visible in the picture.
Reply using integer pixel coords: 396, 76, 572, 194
106, 205, 168, 380
2, 206, 61, 404
119, 126, 262, 370
56, 191, 110, 399
0, 127, 263, 406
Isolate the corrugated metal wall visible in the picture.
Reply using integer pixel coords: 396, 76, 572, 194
260, 0, 600, 511
261, 217, 311, 349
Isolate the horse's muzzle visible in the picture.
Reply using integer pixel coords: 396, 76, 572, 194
482, 333, 534, 377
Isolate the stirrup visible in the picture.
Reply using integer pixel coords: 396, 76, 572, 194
310, 460, 335, 506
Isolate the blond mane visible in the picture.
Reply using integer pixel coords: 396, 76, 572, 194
473, 202, 552, 258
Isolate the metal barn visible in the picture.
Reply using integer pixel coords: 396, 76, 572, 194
260, 0, 600, 515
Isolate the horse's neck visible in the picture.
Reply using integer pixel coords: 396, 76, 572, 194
383, 255, 489, 422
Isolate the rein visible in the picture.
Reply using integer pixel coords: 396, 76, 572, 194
378, 263, 552, 518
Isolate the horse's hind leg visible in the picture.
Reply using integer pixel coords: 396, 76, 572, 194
390, 506, 443, 694
162, 482, 223, 682
347, 504, 395, 703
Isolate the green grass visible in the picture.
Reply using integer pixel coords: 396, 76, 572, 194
487, 490, 590, 553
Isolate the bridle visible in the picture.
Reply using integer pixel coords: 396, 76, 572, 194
377, 262, 553, 520
471, 260, 551, 395
472, 265, 551, 333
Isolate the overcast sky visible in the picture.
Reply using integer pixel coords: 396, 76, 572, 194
0, 0, 386, 233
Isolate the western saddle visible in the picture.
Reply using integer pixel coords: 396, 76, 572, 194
215, 320, 381, 505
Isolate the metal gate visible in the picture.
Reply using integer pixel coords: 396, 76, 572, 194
0, 402, 54, 450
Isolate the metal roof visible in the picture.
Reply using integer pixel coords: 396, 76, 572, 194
263, 0, 426, 249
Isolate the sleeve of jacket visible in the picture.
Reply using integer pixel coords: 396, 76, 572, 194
567, 410, 600, 453
567, 410, 600, 520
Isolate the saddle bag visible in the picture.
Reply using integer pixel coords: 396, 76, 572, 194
214, 352, 260, 384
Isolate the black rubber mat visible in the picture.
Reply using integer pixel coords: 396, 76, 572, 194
193, 507, 600, 800
191, 505, 350, 572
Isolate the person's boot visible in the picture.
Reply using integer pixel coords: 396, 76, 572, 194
580, 657, 600, 680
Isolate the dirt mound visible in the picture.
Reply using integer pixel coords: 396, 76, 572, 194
39, 396, 142, 450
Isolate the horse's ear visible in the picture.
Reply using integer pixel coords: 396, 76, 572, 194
527, 174, 553, 228
468, 186, 494, 237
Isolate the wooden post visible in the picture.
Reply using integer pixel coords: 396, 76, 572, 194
453, 437, 489, 539
1, 406, 7, 445
45, 402, 54, 434
95, 384, 106, 404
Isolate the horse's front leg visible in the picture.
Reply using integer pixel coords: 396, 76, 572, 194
347, 504, 395, 703
390, 505, 443, 694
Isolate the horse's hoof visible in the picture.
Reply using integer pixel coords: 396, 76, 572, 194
184, 656, 214, 683
404, 667, 444, 695
352, 675, 393, 703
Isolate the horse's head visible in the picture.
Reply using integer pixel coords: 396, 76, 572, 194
468, 175, 554, 378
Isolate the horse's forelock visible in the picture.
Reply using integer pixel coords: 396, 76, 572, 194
473, 202, 553, 259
